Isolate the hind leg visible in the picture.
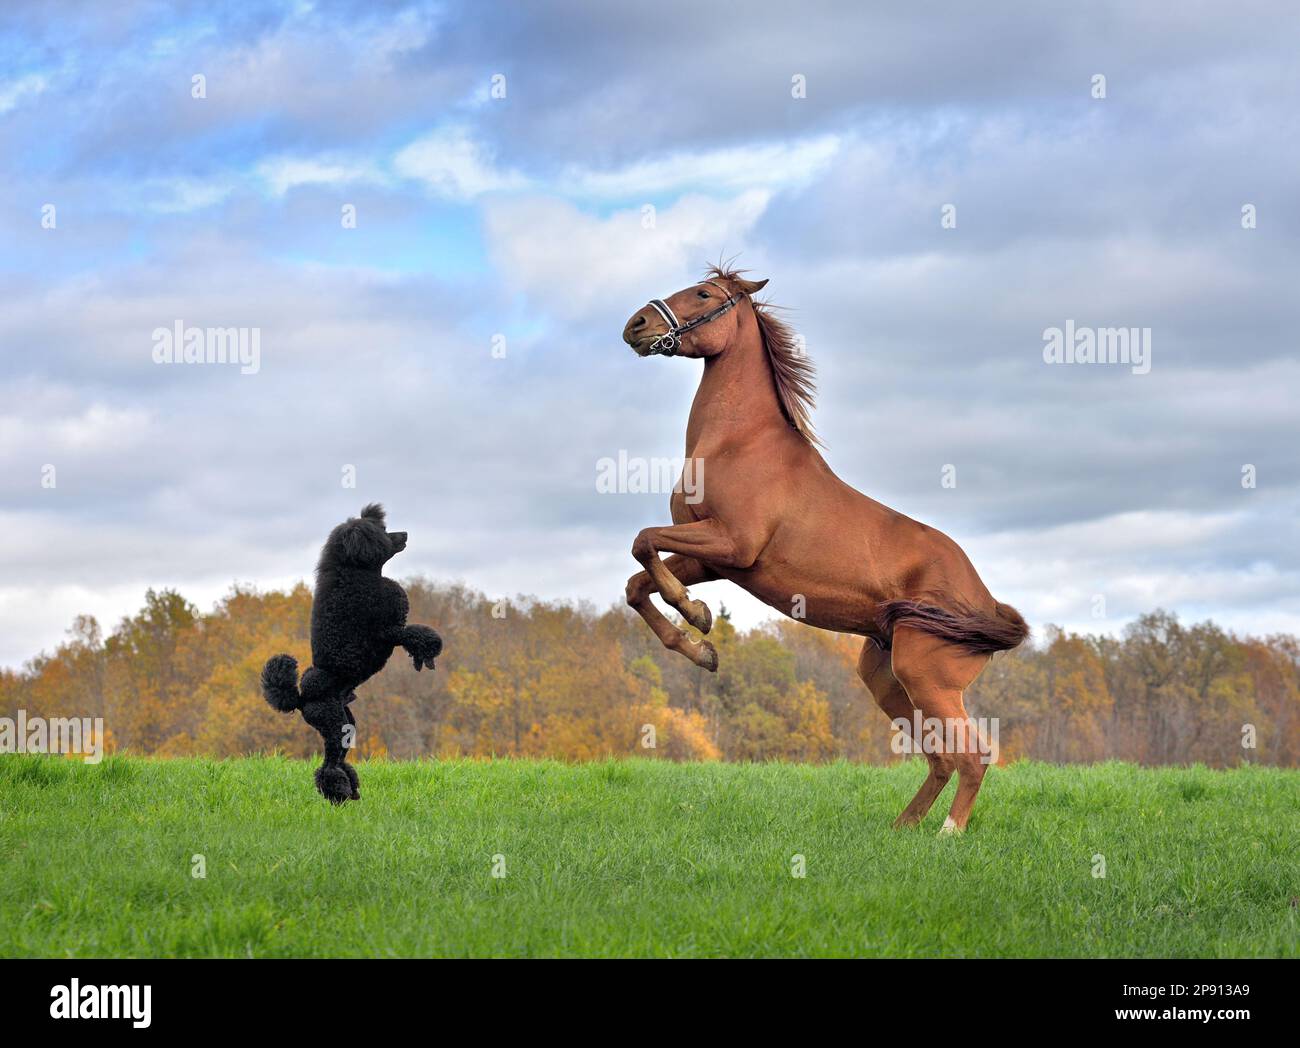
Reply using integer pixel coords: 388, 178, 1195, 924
299, 669, 356, 804
340, 704, 360, 800
889, 627, 993, 832
858, 640, 953, 828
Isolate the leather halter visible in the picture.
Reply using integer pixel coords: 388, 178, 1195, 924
644, 280, 743, 356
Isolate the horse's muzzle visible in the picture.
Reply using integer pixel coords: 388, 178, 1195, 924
624, 315, 675, 356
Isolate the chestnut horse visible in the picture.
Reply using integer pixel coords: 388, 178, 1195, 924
621, 265, 1028, 832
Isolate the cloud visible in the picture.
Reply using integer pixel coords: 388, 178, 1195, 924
257, 156, 388, 196
966, 506, 1300, 640
484, 190, 772, 318
142, 177, 238, 213
275, 129, 836, 210
564, 135, 842, 199
0, 72, 47, 114
394, 127, 529, 200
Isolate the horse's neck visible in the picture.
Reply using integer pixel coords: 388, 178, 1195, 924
685, 312, 787, 453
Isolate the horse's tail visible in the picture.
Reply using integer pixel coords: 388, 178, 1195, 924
879, 599, 1029, 656
261, 654, 302, 712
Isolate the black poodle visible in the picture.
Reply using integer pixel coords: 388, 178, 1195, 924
261, 504, 442, 803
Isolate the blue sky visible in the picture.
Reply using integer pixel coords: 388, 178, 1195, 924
2, 1, 1299, 666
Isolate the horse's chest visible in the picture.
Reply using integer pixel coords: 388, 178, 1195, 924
669, 485, 707, 525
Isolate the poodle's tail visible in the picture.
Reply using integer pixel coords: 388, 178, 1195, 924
261, 654, 302, 712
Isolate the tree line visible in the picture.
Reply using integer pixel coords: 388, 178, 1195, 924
2, 580, 1296, 766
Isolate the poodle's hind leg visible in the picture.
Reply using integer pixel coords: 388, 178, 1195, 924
340, 704, 360, 800
299, 668, 357, 804
312, 761, 354, 805
337, 759, 360, 800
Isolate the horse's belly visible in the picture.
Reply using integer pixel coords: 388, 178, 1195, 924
717, 566, 873, 634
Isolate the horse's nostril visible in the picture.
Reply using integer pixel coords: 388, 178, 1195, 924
632, 314, 646, 328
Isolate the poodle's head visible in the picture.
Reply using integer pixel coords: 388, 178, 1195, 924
318, 504, 408, 573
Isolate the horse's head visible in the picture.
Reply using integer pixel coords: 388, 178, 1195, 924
623, 271, 768, 359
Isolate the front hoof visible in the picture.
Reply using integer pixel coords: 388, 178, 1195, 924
670, 633, 718, 672
316, 764, 354, 805
682, 598, 713, 634
693, 638, 719, 673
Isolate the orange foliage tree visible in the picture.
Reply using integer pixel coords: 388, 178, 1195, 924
2, 582, 1297, 767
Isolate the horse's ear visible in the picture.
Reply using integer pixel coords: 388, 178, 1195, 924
736, 277, 768, 295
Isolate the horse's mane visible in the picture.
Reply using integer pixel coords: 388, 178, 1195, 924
705, 264, 822, 448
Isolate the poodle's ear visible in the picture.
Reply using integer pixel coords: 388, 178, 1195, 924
337, 519, 390, 567
360, 503, 386, 525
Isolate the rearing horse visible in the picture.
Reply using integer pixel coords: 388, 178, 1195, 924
621, 264, 1028, 832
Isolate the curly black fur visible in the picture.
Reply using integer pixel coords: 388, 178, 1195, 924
261, 504, 442, 803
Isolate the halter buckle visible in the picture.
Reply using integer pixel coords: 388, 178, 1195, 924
642, 281, 739, 357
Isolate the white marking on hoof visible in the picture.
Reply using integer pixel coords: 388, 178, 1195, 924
939, 816, 963, 835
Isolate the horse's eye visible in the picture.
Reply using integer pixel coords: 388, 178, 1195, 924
697, 290, 710, 298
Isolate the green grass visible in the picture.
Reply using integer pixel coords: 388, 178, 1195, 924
1, 755, 1295, 957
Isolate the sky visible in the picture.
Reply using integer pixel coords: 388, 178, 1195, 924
1, 1, 1298, 668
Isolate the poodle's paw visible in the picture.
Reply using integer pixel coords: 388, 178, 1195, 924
405, 625, 443, 671
315, 764, 355, 805
340, 760, 361, 801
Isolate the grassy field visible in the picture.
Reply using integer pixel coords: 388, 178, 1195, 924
0, 754, 1295, 958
